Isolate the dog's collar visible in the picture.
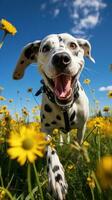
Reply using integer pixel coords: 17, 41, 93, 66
35, 79, 79, 110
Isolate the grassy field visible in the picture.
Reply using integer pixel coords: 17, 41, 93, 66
0, 102, 112, 200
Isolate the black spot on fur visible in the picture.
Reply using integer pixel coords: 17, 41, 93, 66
71, 122, 75, 126
24, 43, 40, 60
42, 114, 45, 119
48, 157, 51, 164
56, 115, 61, 120
53, 165, 59, 173
33, 46, 40, 53
47, 166, 49, 173
45, 123, 50, 127
58, 36, 63, 42
51, 121, 57, 125
45, 150, 47, 157
13, 76, 18, 80
20, 60, 24, 64
52, 150, 55, 155
84, 43, 88, 47
24, 44, 34, 59
70, 111, 75, 121
44, 104, 52, 112
55, 174, 62, 182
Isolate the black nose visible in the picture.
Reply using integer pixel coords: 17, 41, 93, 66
52, 52, 71, 68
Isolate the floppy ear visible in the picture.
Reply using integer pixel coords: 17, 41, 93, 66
77, 39, 95, 63
13, 40, 41, 80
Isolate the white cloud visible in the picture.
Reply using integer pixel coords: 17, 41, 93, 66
71, 0, 107, 35
99, 86, 112, 91
79, 14, 100, 29
41, 0, 107, 35
54, 8, 60, 17
40, 3, 46, 10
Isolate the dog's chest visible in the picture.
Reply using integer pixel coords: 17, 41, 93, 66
40, 93, 81, 133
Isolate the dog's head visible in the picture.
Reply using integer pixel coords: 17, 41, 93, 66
13, 33, 95, 101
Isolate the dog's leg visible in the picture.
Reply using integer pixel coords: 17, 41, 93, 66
77, 123, 86, 145
46, 145, 68, 200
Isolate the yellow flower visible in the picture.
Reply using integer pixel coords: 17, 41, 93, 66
0, 137, 5, 144
67, 164, 75, 170
32, 108, 36, 113
0, 19, 17, 35
27, 88, 33, 93
87, 176, 95, 189
34, 115, 40, 121
103, 106, 110, 112
8, 99, 13, 103
1, 120, 6, 127
29, 122, 41, 130
103, 123, 112, 136
87, 117, 105, 132
87, 117, 112, 136
83, 79, 91, 85
0, 110, 3, 114
0, 96, 6, 101
19, 117, 24, 123
7, 126, 48, 165
53, 128, 59, 135
1, 105, 7, 110
4, 110, 10, 116
10, 119, 16, 125
107, 91, 112, 98
22, 108, 29, 116
83, 141, 90, 148
96, 156, 112, 188
0, 189, 6, 199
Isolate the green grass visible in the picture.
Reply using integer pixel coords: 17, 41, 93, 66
0, 122, 112, 200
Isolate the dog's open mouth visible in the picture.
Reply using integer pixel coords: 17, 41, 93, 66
53, 74, 72, 100
44, 72, 77, 101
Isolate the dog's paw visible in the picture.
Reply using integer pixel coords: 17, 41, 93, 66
47, 146, 68, 200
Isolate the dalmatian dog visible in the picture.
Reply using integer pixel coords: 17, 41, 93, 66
13, 33, 95, 200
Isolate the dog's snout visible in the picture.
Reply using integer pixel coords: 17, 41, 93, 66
52, 52, 71, 68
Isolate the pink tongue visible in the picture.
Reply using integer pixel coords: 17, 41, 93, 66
54, 75, 72, 99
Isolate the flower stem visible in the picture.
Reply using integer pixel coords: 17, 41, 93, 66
92, 171, 102, 194
0, 31, 7, 48
97, 128, 101, 162
33, 162, 44, 200
90, 188, 95, 200
83, 126, 97, 143
27, 163, 34, 200
31, 92, 40, 107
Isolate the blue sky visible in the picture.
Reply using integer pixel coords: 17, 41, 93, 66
0, 0, 112, 116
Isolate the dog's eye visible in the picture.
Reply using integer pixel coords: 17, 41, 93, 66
69, 42, 77, 50
42, 45, 51, 53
